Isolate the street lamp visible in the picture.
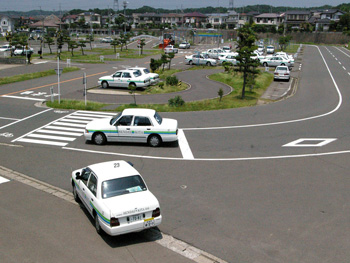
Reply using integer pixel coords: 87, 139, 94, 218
123, 1, 128, 34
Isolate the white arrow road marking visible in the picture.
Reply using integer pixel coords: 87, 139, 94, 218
0, 176, 10, 184
178, 129, 194, 159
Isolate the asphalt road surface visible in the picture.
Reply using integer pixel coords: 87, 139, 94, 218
1, 44, 350, 263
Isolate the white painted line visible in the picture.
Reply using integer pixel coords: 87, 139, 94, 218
178, 129, 194, 159
1, 108, 52, 131
63, 116, 105, 120
0, 116, 20, 121
52, 122, 86, 128
45, 126, 85, 132
0, 176, 10, 184
184, 45, 342, 131
27, 134, 76, 141
2, 95, 45, 101
17, 138, 67, 146
58, 118, 90, 124
37, 129, 82, 136
283, 138, 337, 147
34, 61, 48, 64
339, 61, 342, 65
348, 72, 350, 76
72, 112, 114, 118
343, 66, 346, 70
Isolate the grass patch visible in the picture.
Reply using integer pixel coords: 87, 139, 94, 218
142, 82, 187, 94
46, 99, 108, 111
0, 67, 80, 85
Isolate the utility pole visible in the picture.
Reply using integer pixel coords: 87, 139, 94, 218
123, 1, 128, 34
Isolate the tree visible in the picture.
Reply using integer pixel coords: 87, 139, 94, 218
68, 40, 78, 56
44, 35, 54, 54
110, 38, 120, 53
87, 34, 94, 50
160, 53, 169, 71
279, 35, 292, 51
150, 58, 162, 72
77, 40, 86, 55
234, 23, 260, 99
128, 83, 137, 105
139, 38, 146, 55
167, 52, 175, 69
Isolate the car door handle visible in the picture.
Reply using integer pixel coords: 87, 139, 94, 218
147, 128, 151, 130
126, 128, 130, 130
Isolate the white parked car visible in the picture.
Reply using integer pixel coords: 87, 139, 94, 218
100, 37, 113, 43
185, 53, 217, 66
274, 66, 290, 81
98, 69, 151, 89
179, 42, 190, 49
206, 48, 225, 59
13, 46, 34, 56
71, 160, 162, 236
275, 52, 295, 65
0, 44, 14, 52
84, 108, 178, 147
221, 46, 232, 52
164, 45, 178, 53
128, 67, 159, 85
266, 45, 275, 54
257, 44, 265, 53
218, 54, 237, 65
260, 56, 293, 67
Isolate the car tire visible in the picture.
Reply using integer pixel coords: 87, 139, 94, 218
94, 213, 103, 235
189, 60, 193, 65
101, 81, 109, 89
281, 63, 285, 66
129, 82, 136, 89
93, 132, 106, 145
263, 62, 268, 67
206, 62, 211, 66
73, 185, 81, 203
148, 134, 162, 147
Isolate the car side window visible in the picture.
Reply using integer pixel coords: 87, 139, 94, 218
116, 115, 133, 126
134, 116, 152, 126
122, 72, 131, 78
113, 72, 122, 78
80, 169, 91, 186
87, 173, 98, 196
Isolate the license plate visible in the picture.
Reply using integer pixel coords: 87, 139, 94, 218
143, 218, 155, 228
129, 214, 143, 223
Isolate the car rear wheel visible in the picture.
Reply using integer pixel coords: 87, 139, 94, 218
129, 83, 136, 88
189, 60, 193, 65
94, 213, 103, 235
93, 132, 106, 145
263, 62, 268, 67
281, 63, 285, 66
148, 134, 161, 147
101, 81, 109, 89
206, 62, 211, 66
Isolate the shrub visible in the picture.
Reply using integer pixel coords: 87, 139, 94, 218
168, 96, 185, 107
166, 75, 179, 86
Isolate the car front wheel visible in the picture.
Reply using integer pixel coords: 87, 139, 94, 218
93, 132, 106, 145
101, 81, 109, 89
148, 134, 161, 147
263, 62, 268, 67
206, 62, 211, 66
73, 185, 80, 203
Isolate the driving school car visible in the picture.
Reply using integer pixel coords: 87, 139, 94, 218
71, 160, 162, 236
128, 67, 160, 85
84, 108, 178, 147
98, 69, 151, 89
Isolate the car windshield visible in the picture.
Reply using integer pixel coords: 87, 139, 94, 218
102, 175, 147, 198
154, 112, 162, 124
110, 112, 122, 125
276, 67, 288, 71
143, 68, 150, 74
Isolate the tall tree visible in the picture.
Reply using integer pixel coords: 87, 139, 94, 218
234, 23, 260, 99
44, 35, 54, 54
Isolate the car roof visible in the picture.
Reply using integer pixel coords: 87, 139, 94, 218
128, 67, 146, 70
122, 108, 156, 116
88, 160, 140, 181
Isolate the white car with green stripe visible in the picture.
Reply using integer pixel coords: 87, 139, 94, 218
128, 67, 160, 85
71, 160, 162, 236
98, 69, 151, 89
84, 108, 178, 147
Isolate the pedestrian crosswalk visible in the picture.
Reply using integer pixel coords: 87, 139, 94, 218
13, 111, 115, 147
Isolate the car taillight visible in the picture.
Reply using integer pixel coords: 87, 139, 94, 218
110, 217, 120, 227
274, 73, 278, 75
284, 73, 289, 76
152, 208, 161, 218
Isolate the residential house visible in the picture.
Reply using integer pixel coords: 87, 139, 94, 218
254, 13, 285, 28
284, 10, 312, 29
77, 12, 101, 26
161, 13, 184, 27
226, 10, 239, 29
183, 12, 207, 28
320, 9, 345, 22
28, 14, 64, 30
63, 15, 78, 24
0, 15, 15, 34
133, 13, 162, 28
208, 13, 228, 29
238, 11, 259, 28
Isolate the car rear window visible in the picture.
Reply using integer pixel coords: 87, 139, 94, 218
102, 175, 147, 198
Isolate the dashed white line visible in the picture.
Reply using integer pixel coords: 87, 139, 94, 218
178, 129, 194, 159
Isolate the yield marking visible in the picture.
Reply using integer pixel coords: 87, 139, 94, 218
283, 138, 337, 147
178, 129, 194, 159
0, 176, 10, 184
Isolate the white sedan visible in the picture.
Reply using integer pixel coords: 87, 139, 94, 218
98, 69, 151, 89
179, 42, 190, 49
71, 160, 162, 236
185, 53, 217, 66
128, 67, 160, 85
84, 108, 178, 147
260, 56, 293, 67
218, 54, 237, 65
274, 66, 290, 81
13, 47, 34, 56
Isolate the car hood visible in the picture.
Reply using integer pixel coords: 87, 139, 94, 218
85, 117, 113, 130
104, 191, 160, 217
99, 75, 113, 80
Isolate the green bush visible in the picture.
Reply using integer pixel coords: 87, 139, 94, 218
166, 75, 179, 86
168, 96, 185, 107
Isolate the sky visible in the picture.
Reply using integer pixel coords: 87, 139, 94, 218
1, 0, 346, 12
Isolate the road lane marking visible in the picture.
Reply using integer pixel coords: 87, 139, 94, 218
0, 176, 10, 184
2, 95, 45, 101
0, 71, 108, 97
26, 134, 76, 141
283, 138, 337, 147
178, 129, 194, 159
17, 138, 68, 146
